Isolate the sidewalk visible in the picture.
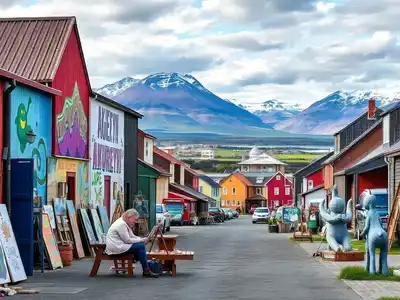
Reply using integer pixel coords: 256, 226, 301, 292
295, 241, 400, 300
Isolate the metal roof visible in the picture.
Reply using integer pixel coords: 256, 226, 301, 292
199, 174, 220, 189
169, 183, 211, 202
245, 175, 272, 186
0, 16, 90, 88
93, 92, 142, 118
238, 153, 286, 166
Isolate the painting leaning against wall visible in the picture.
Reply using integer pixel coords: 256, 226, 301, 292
10, 85, 52, 204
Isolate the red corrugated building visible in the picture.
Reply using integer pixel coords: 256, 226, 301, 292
266, 172, 293, 210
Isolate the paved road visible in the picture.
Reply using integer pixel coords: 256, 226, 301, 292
15, 216, 361, 299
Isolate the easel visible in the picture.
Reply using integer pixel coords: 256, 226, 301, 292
147, 225, 168, 254
292, 207, 313, 242
111, 193, 124, 224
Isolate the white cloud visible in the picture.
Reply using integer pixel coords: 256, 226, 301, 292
1, 0, 400, 106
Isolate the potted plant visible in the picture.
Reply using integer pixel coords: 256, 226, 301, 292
268, 217, 278, 233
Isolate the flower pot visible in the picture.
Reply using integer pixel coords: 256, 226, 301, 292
59, 244, 73, 266
268, 224, 277, 233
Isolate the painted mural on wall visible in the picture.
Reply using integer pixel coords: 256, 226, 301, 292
47, 157, 89, 207
56, 82, 88, 158
90, 99, 124, 216
10, 86, 52, 204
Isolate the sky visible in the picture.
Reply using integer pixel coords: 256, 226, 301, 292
1, 0, 400, 108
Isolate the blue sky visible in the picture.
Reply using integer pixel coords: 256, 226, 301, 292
1, 0, 399, 107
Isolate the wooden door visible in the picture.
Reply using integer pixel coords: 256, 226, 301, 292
66, 172, 76, 204
104, 176, 111, 217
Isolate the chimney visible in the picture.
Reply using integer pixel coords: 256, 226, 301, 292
367, 98, 376, 119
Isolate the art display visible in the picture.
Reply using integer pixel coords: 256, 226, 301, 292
282, 207, 300, 224
79, 209, 98, 245
97, 206, 110, 233
0, 246, 10, 284
10, 86, 52, 205
53, 198, 66, 216
66, 201, 85, 259
42, 213, 63, 269
360, 195, 389, 275
133, 197, 149, 217
89, 209, 104, 242
319, 185, 352, 252
43, 205, 56, 229
89, 99, 124, 213
0, 204, 27, 282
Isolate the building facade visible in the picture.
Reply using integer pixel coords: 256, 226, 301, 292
199, 174, 221, 207
266, 172, 293, 210
239, 147, 286, 173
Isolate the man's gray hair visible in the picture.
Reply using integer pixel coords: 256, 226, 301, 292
123, 208, 139, 218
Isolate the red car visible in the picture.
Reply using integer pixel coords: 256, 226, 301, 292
208, 208, 225, 222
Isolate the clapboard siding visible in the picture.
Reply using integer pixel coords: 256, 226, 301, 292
395, 157, 400, 196
338, 111, 382, 151
390, 108, 400, 146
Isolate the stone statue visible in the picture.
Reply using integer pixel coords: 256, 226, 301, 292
319, 185, 352, 252
360, 194, 389, 275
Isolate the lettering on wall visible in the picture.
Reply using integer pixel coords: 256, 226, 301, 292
56, 82, 88, 158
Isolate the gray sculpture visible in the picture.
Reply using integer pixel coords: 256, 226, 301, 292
360, 194, 389, 275
319, 185, 352, 252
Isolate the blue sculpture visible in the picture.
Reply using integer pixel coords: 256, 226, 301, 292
319, 185, 353, 252
360, 194, 389, 275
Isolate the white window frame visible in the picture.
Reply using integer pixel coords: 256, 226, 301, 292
226, 200, 230, 206
285, 187, 290, 195
308, 180, 313, 190
274, 187, 279, 195
199, 186, 203, 193
383, 115, 390, 145
276, 175, 281, 180
221, 200, 225, 206
232, 200, 236, 206
223, 187, 227, 195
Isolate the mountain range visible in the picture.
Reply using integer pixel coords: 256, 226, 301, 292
95, 73, 399, 136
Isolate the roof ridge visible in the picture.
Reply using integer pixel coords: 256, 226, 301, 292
0, 16, 76, 21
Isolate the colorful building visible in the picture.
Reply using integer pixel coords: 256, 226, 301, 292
0, 17, 91, 208
199, 174, 221, 208
238, 147, 286, 173
220, 172, 251, 212
265, 172, 293, 210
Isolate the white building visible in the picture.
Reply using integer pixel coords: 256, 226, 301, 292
239, 146, 286, 173
201, 149, 215, 159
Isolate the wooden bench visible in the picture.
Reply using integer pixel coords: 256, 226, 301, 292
89, 244, 136, 277
147, 250, 194, 277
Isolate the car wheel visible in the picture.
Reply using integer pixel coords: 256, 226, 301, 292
252, 221, 256, 224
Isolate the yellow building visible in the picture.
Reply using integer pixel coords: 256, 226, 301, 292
199, 175, 221, 207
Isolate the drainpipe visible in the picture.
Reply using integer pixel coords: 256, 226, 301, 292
3, 79, 16, 214
384, 155, 392, 212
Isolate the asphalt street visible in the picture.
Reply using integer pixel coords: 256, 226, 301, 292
14, 216, 362, 300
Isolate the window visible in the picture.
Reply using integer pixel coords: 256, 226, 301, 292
276, 175, 281, 180
383, 115, 390, 145
199, 186, 203, 193
274, 187, 279, 195
223, 187, 227, 195
308, 180, 313, 190
232, 200, 236, 206
285, 187, 290, 195
274, 200, 279, 208
232, 188, 236, 195
256, 188, 262, 194
237, 200, 241, 206
221, 200, 225, 206
226, 200, 230, 206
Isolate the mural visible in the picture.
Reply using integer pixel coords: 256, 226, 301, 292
89, 99, 124, 216
10, 86, 52, 204
47, 157, 89, 207
56, 82, 88, 159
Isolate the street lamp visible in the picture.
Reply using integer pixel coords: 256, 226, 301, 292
26, 129, 36, 144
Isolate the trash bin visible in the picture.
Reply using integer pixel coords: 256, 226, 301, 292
308, 219, 317, 234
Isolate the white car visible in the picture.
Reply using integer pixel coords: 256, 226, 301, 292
252, 207, 270, 224
156, 204, 171, 233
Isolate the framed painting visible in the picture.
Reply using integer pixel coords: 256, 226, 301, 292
133, 199, 149, 217
97, 206, 110, 233
0, 204, 27, 282
42, 213, 63, 270
53, 198, 66, 216
79, 209, 98, 245
43, 205, 56, 230
0, 246, 10, 284
89, 209, 104, 242
66, 201, 85, 259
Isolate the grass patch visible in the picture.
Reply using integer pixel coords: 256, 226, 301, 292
339, 266, 400, 281
377, 298, 400, 300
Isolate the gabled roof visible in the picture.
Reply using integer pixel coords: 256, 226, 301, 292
265, 171, 292, 186
93, 92, 142, 118
245, 175, 272, 187
199, 175, 220, 189
379, 100, 400, 118
0, 16, 91, 90
153, 146, 199, 176
293, 151, 333, 176
169, 183, 211, 202
138, 129, 156, 140
333, 109, 383, 136
385, 141, 400, 156
138, 159, 171, 177
301, 184, 324, 196
238, 153, 286, 166
0, 68, 61, 96
219, 172, 252, 186
324, 119, 382, 165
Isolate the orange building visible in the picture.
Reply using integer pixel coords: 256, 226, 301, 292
220, 173, 252, 212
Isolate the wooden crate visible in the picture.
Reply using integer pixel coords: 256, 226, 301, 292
321, 250, 364, 261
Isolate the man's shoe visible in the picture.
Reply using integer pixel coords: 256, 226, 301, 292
143, 271, 159, 278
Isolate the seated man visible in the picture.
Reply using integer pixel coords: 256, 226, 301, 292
105, 208, 158, 278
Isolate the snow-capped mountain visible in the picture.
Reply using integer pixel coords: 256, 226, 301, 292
97, 72, 292, 136
274, 90, 400, 134
95, 77, 139, 98
228, 99, 302, 126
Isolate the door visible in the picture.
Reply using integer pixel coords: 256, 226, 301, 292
104, 176, 111, 217
66, 172, 76, 204
149, 179, 156, 229
10, 159, 34, 276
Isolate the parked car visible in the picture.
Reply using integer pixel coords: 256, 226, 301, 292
156, 204, 171, 233
208, 208, 225, 222
355, 188, 389, 240
252, 207, 270, 223
226, 208, 236, 219
221, 208, 232, 220
231, 209, 239, 218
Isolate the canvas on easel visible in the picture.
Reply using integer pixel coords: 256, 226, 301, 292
42, 213, 63, 270
111, 193, 124, 224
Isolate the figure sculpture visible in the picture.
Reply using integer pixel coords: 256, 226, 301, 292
360, 194, 389, 275
319, 185, 352, 252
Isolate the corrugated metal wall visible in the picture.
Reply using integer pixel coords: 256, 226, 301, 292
0, 81, 3, 204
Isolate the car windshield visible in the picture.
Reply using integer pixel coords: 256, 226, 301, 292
255, 208, 269, 213
374, 194, 388, 208
166, 203, 183, 212
209, 208, 218, 212
156, 206, 163, 213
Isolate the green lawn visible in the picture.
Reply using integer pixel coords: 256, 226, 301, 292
339, 266, 400, 281
378, 298, 400, 300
